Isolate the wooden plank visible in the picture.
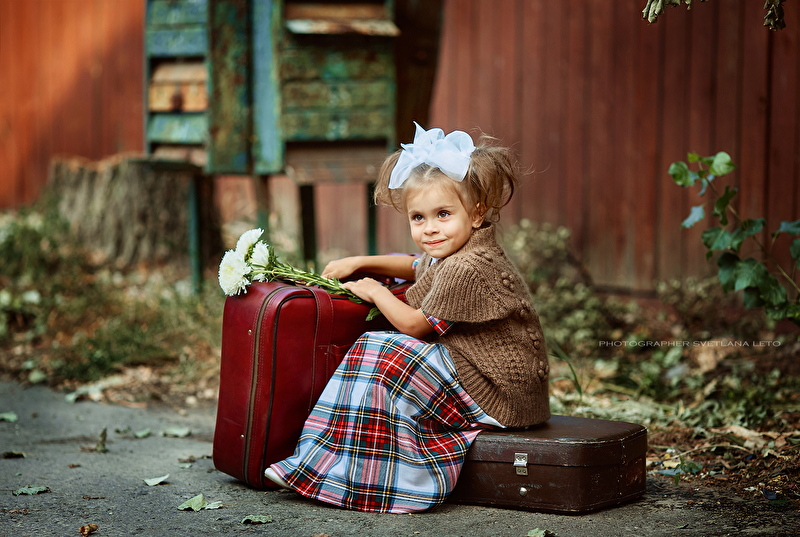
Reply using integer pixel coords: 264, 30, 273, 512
148, 0, 207, 27
282, 109, 393, 141
315, 183, 367, 265
18, 0, 36, 203
452, 0, 474, 131
146, 113, 208, 143
284, 144, 387, 184
285, 19, 399, 36
252, 0, 283, 174
583, 0, 614, 286
428, 0, 456, 131
473, 0, 495, 132
656, 10, 690, 282
121, 0, 145, 153
490, 0, 518, 147
0, 0, 19, 207
148, 62, 208, 112
207, 0, 251, 173
146, 26, 207, 57
684, 1, 717, 280
631, 4, 660, 290
539, 0, 564, 227
285, 4, 387, 21
767, 5, 799, 282
280, 46, 393, 80
738, 1, 770, 254
282, 80, 392, 109
563, 0, 588, 256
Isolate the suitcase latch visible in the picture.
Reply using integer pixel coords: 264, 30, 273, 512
513, 453, 528, 475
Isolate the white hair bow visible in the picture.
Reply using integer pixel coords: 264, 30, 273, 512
388, 122, 476, 189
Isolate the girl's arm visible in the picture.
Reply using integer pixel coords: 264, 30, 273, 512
321, 255, 416, 282
341, 278, 432, 339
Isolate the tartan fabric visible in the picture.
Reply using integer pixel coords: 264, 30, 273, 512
423, 310, 454, 335
269, 331, 499, 513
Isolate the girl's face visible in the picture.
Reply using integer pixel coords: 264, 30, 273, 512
405, 182, 484, 259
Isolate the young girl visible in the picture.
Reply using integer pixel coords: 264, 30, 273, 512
265, 122, 550, 513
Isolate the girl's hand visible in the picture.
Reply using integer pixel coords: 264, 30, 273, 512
321, 257, 363, 280
341, 277, 384, 303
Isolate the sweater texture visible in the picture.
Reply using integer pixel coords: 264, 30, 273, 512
405, 224, 551, 427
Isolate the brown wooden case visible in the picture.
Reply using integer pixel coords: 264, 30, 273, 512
449, 415, 647, 513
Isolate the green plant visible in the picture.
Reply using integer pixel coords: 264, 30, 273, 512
670, 151, 800, 326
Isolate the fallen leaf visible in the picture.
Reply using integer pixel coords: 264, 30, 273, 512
95, 427, 109, 453
3, 451, 26, 459
177, 493, 208, 511
527, 529, 558, 537
69, 464, 81, 468
144, 474, 169, 486
205, 501, 223, 509
8, 509, 28, 514
162, 427, 191, 438
179, 463, 193, 469
241, 515, 273, 524
134, 428, 152, 439
83, 495, 105, 500
13, 485, 50, 496
79, 523, 98, 536
0, 412, 19, 422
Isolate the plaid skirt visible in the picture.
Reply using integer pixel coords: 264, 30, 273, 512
269, 331, 500, 513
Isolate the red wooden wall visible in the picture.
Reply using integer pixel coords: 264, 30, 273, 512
0, 0, 144, 208
429, 0, 800, 292
1, 0, 798, 293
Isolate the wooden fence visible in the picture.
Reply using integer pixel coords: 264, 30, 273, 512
1, 0, 798, 293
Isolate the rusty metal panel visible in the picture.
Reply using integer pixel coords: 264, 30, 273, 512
207, 0, 251, 173
147, 113, 208, 144
148, 0, 208, 26
252, 0, 284, 174
146, 27, 208, 57
280, 46, 393, 80
282, 109, 392, 141
148, 62, 208, 112
282, 80, 392, 109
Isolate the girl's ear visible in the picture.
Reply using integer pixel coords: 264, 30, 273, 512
471, 204, 486, 228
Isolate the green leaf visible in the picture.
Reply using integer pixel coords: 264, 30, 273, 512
766, 305, 787, 321
734, 258, 769, 292
0, 411, 19, 422
161, 427, 191, 438
785, 303, 800, 320
682, 205, 705, 228
709, 151, 736, 176
177, 493, 208, 511
742, 287, 765, 309
758, 273, 788, 307
701, 227, 732, 251
241, 515, 273, 524
526, 530, 558, 537
669, 161, 694, 186
717, 252, 740, 293
687, 152, 700, 163
773, 219, 800, 237
3, 451, 26, 459
729, 218, 765, 252
712, 185, 738, 226
13, 485, 50, 496
205, 501, 223, 510
365, 307, 382, 322
791, 238, 800, 270
144, 474, 169, 486
134, 428, 152, 439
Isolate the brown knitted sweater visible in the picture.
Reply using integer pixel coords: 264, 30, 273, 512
405, 224, 551, 427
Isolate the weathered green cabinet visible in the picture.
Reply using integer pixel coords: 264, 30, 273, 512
144, 0, 399, 263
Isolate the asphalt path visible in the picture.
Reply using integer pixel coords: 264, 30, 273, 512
1, 381, 797, 537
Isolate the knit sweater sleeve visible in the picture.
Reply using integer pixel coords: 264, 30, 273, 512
419, 255, 515, 323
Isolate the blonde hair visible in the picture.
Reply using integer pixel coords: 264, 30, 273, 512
374, 133, 518, 223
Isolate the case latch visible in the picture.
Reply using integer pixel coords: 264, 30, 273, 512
513, 452, 528, 475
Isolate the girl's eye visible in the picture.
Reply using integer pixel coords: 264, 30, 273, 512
438, 211, 450, 218
411, 214, 423, 222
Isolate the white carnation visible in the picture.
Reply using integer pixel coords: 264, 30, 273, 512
234, 228, 264, 260
250, 241, 270, 267
218, 250, 251, 296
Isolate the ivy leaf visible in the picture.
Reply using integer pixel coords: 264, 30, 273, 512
742, 287, 765, 309
785, 303, 800, 321
709, 151, 736, 177
13, 485, 50, 496
161, 427, 191, 438
698, 177, 712, 196
791, 238, 800, 270
729, 218, 766, 252
669, 161, 694, 186
144, 474, 169, 487
773, 219, 800, 237
717, 252, 740, 293
0, 412, 18, 422
241, 515, 273, 524
766, 305, 787, 321
701, 227, 732, 254
758, 273, 788, 308
734, 258, 769, 292
712, 185, 738, 226
682, 205, 705, 228
687, 152, 700, 163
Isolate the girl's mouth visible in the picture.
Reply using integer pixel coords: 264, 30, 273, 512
425, 239, 445, 247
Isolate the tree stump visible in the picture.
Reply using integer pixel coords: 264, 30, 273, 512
46, 153, 220, 270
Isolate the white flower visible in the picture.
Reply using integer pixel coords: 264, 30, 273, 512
234, 228, 264, 261
218, 250, 251, 296
250, 241, 270, 267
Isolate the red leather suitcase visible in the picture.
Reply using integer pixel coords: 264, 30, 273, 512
449, 415, 647, 512
212, 280, 406, 489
